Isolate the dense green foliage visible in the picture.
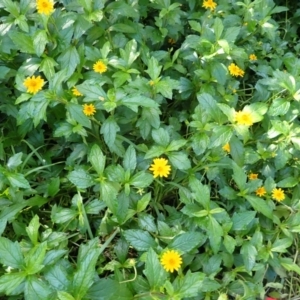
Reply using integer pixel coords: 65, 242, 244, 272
0, 0, 300, 299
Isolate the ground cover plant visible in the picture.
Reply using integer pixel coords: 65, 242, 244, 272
0, 0, 300, 299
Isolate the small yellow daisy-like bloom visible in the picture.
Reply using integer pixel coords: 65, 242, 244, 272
23, 75, 44, 94
72, 87, 83, 97
93, 60, 107, 74
256, 186, 266, 197
160, 250, 182, 273
82, 104, 96, 116
36, 0, 54, 15
149, 158, 171, 178
222, 143, 230, 153
272, 188, 285, 202
202, 0, 217, 10
249, 54, 257, 61
235, 110, 254, 126
228, 63, 245, 77
248, 173, 258, 180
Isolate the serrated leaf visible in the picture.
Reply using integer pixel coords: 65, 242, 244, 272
7, 152, 23, 170
146, 57, 162, 80
0, 237, 24, 269
152, 128, 170, 147
6, 172, 30, 189
130, 171, 153, 188
232, 211, 256, 231
143, 248, 167, 289
241, 242, 257, 272
173, 270, 204, 298
25, 276, 52, 300
100, 116, 120, 147
124, 229, 156, 251
121, 96, 158, 112
168, 151, 191, 170
0, 272, 26, 294
66, 102, 91, 128
89, 144, 106, 175
68, 169, 94, 189
26, 215, 40, 245
123, 145, 136, 170
72, 238, 101, 299
25, 242, 47, 275
207, 216, 223, 254
137, 193, 151, 213
169, 232, 206, 253
9, 31, 35, 53
33, 30, 48, 57
57, 291, 75, 300
245, 195, 273, 219
57, 46, 80, 78
189, 176, 210, 208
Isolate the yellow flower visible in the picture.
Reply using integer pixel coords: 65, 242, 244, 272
235, 110, 254, 126
23, 75, 44, 94
36, 0, 54, 15
228, 63, 245, 77
149, 158, 171, 178
249, 54, 257, 61
202, 0, 217, 10
72, 87, 83, 96
256, 186, 266, 197
272, 188, 285, 202
82, 104, 96, 116
160, 250, 182, 273
149, 80, 155, 86
93, 60, 107, 73
222, 143, 230, 153
248, 173, 258, 180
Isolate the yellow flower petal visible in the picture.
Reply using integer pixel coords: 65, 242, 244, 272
93, 60, 107, 73
160, 250, 182, 273
149, 158, 171, 178
23, 75, 44, 94
83, 104, 96, 116
272, 188, 285, 202
36, 0, 54, 15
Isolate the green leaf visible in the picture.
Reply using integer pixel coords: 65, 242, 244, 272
169, 232, 206, 253
189, 176, 210, 209
6, 172, 30, 188
89, 144, 106, 175
241, 242, 257, 272
165, 139, 187, 152
72, 238, 101, 299
130, 171, 153, 188
44, 260, 70, 290
120, 39, 139, 66
268, 98, 290, 116
100, 116, 120, 147
280, 257, 300, 275
0, 272, 25, 294
143, 248, 167, 289
271, 238, 293, 253
213, 17, 224, 40
57, 46, 80, 78
47, 177, 60, 197
168, 151, 191, 170
232, 162, 247, 191
173, 270, 204, 298
146, 57, 162, 80
26, 215, 40, 245
144, 145, 166, 159
24, 242, 47, 275
57, 291, 76, 300
207, 216, 223, 254
121, 96, 158, 112
124, 229, 156, 251
25, 276, 52, 300
123, 145, 136, 170
7, 152, 23, 170
277, 176, 298, 188
66, 102, 91, 129
209, 126, 232, 148
232, 211, 256, 231
9, 31, 35, 53
51, 207, 78, 224
223, 235, 236, 254
198, 277, 221, 292
33, 30, 48, 57
137, 193, 151, 213
68, 169, 94, 189
245, 195, 273, 219
39, 56, 58, 80
223, 27, 240, 44
197, 93, 223, 122
77, 80, 106, 99
152, 128, 170, 147
86, 278, 133, 300
0, 237, 24, 269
